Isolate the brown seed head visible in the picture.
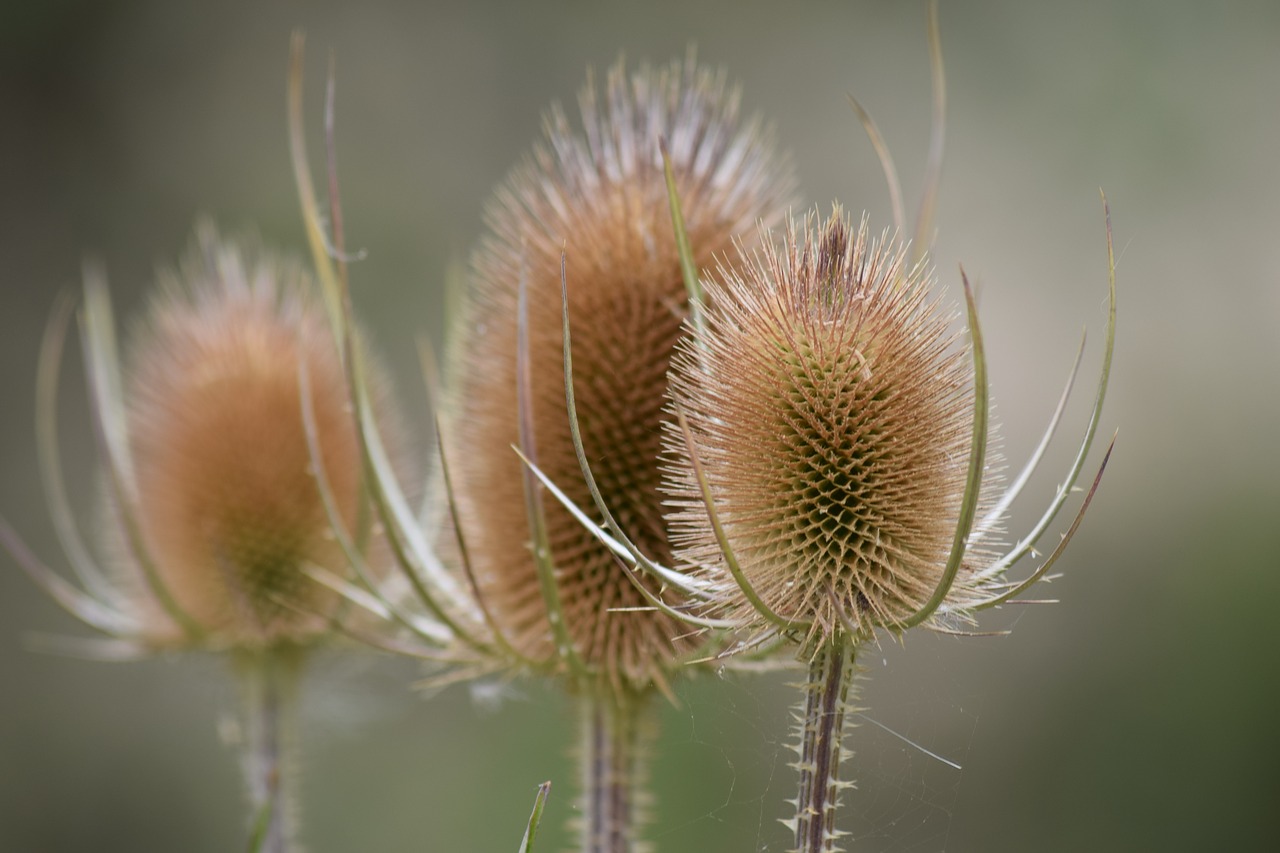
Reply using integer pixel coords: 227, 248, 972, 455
445, 56, 795, 692
666, 208, 988, 652
122, 226, 364, 649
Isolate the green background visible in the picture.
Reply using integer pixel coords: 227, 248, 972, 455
2, 1, 1277, 850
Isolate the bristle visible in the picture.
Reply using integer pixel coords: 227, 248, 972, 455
445, 57, 794, 689
124, 225, 363, 648
666, 208, 989, 647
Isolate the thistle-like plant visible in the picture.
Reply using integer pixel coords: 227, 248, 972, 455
0, 224, 398, 853
675, 206, 1113, 849
291, 45, 795, 851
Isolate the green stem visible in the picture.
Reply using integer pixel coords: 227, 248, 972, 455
578, 692, 654, 853
236, 648, 303, 853
792, 642, 856, 853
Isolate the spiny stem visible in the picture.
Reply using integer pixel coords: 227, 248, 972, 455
792, 642, 857, 853
578, 692, 655, 853
237, 648, 303, 853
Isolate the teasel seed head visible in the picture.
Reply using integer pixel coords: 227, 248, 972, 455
665, 207, 993, 654
1, 219, 408, 663
444, 55, 795, 693
110, 224, 372, 649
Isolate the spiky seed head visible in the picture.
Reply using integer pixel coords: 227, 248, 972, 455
121, 225, 370, 649
445, 56, 795, 692
665, 208, 989, 653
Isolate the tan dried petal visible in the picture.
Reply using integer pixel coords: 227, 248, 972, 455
445, 56, 794, 691
666, 209, 985, 650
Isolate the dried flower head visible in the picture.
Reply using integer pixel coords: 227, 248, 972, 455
2, 223, 386, 656
124, 227, 365, 648
442, 55, 794, 693
665, 208, 983, 650
656, 203, 1113, 656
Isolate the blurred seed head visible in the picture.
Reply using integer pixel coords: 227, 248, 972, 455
117, 224, 370, 650
665, 208, 993, 653
444, 55, 795, 692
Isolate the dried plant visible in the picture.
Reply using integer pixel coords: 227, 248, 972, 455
0, 16, 1117, 851
671, 207, 1112, 848
0, 224, 399, 853
449, 55, 794, 851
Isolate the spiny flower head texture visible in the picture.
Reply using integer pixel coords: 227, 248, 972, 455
665, 208, 995, 653
120, 226, 369, 650
444, 56, 794, 693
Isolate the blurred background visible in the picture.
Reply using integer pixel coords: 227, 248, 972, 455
2, 0, 1277, 850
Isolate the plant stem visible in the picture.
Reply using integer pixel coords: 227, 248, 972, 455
578, 691, 654, 853
236, 647, 303, 853
793, 641, 856, 853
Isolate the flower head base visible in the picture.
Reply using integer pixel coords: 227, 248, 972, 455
665, 208, 984, 651
440, 55, 794, 693
2, 224, 380, 656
